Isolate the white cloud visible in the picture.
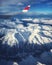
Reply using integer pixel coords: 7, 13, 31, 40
1, 0, 29, 6
18, 2, 24, 5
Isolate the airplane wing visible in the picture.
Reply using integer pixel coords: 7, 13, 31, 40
22, 5, 30, 13
0, 5, 31, 19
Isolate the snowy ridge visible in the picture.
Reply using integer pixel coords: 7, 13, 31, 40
0, 18, 52, 65
3, 29, 18, 46
21, 18, 33, 21
21, 18, 52, 25
0, 18, 52, 46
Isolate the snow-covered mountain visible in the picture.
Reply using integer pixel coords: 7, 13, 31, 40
0, 18, 52, 65
21, 18, 52, 25
0, 18, 52, 46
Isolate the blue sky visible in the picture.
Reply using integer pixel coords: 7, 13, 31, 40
0, 0, 52, 15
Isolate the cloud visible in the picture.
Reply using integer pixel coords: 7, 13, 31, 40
0, 0, 30, 14
17, 2, 24, 6
0, 0, 31, 6
0, 0, 52, 6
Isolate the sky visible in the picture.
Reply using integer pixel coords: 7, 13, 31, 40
0, 0, 52, 15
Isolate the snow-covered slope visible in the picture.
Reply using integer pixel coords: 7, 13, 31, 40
0, 18, 52, 65
21, 18, 52, 25
0, 18, 52, 46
